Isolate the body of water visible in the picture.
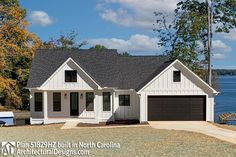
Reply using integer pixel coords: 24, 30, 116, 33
215, 76, 236, 122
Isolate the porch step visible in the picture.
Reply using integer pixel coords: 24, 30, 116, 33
106, 119, 139, 125
61, 120, 79, 129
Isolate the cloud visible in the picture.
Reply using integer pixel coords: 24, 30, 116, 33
88, 34, 160, 53
97, 0, 180, 29
212, 40, 231, 60
29, 11, 54, 26
212, 40, 231, 53
221, 29, 236, 41
212, 53, 226, 60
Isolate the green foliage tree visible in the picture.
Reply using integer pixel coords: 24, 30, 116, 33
119, 52, 131, 56
0, 0, 41, 110
154, 0, 236, 78
89, 45, 108, 50
89, 45, 131, 56
213, 0, 236, 33
42, 31, 87, 49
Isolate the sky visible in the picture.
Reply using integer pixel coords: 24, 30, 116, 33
19, 0, 236, 69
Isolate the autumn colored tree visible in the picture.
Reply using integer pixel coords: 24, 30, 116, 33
0, 0, 41, 110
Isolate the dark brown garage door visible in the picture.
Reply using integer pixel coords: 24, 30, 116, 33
148, 96, 206, 121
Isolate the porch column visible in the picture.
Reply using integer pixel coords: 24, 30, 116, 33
43, 91, 48, 120
29, 89, 33, 114
112, 91, 115, 121
94, 91, 99, 120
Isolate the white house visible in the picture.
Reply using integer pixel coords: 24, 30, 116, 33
27, 49, 218, 124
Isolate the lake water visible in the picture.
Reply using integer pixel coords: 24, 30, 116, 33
215, 76, 236, 122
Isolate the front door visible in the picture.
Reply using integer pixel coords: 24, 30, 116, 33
70, 92, 79, 116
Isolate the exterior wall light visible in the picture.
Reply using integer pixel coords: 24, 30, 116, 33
80, 93, 83, 99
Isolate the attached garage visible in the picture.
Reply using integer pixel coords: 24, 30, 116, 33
148, 96, 206, 121
138, 60, 218, 122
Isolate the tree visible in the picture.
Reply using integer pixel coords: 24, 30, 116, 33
206, 0, 236, 85
0, 0, 41, 109
154, 4, 206, 72
89, 45, 108, 50
0, 0, 19, 6
89, 45, 131, 56
154, 0, 236, 80
213, 0, 236, 33
119, 52, 131, 56
42, 31, 87, 49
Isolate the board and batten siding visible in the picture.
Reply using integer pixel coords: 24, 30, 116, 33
96, 90, 114, 122
41, 60, 98, 90
139, 62, 214, 122
113, 90, 140, 120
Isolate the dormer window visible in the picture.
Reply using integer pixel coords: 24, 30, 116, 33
173, 71, 181, 82
65, 70, 77, 82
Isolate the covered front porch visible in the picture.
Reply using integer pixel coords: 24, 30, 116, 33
30, 89, 115, 124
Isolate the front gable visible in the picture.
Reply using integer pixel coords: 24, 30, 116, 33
40, 58, 99, 90
139, 60, 217, 95
144, 64, 203, 92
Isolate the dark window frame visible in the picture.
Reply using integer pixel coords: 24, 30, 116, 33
53, 92, 61, 112
173, 71, 181, 82
35, 92, 43, 112
86, 92, 94, 111
119, 95, 130, 106
103, 92, 111, 111
65, 70, 77, 82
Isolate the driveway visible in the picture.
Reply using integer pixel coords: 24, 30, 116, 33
149, 121, 236, 144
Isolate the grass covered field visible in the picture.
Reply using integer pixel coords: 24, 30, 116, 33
0, 124, 235, 157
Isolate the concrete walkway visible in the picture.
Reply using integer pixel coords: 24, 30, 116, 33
61, 120, 79, 129
149, 121, 236, 144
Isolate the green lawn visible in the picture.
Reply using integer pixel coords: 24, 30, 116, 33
0, 124, 236, 157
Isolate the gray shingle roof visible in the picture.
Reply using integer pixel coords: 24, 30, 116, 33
27, 49, 174, 91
